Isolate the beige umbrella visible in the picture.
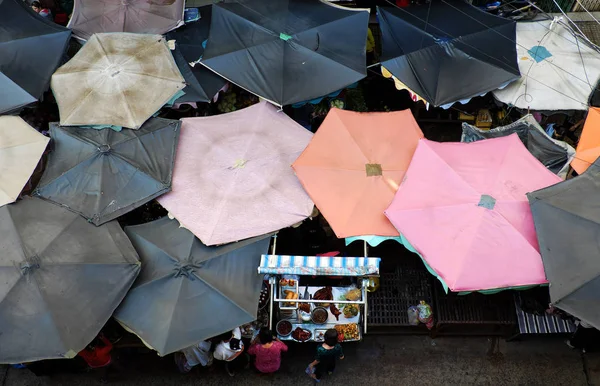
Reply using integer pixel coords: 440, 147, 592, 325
0, 117, 49, 207
51, 33, 185, 129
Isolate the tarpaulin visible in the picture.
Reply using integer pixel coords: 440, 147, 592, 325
462, 114, 575, 178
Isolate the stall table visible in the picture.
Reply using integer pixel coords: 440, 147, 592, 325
277, 286, 362, 342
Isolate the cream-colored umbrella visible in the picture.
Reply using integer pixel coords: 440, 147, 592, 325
51, 33, 185, 129
0, 117, 49, 207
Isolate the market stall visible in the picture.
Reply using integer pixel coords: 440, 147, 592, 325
258, 254, 380, 343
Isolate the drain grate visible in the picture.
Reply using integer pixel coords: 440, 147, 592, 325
433, 281, 516, 325
367, 267, 434, 326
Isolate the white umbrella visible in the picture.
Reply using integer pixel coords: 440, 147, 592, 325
0, 117, 49, 207
51, 33, 186, 129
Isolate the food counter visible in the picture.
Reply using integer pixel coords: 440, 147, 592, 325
257, 254, 381, 344
275, 286, 362, 343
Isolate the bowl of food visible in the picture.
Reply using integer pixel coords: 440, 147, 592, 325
311, 307, 329, 324
276, 320, 292, 337
291, 327, 312, 342
299, 311, 311, 322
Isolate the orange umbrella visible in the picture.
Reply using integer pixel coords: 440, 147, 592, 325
292, 108, 423, 238
572, 107, 600, 174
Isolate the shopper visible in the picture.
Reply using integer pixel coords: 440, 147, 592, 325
213, 327, 245, 377
78, 333, 116, 383
31, 1, 53, 20
307, 329, 344, 382
175, 340, 213, 373
248, 327, 288, 374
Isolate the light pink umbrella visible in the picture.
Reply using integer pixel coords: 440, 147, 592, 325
68, 0, 185, 41
384, 134, 561, 292
158, 101, 314, 246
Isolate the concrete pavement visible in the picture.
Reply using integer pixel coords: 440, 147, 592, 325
0, 335, 592, 386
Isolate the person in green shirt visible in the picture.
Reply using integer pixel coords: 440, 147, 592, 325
307, 329, 344, 382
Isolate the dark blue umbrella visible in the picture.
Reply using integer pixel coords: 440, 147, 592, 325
0, 0, 71, 113
199, 0, 369, 106
167, 6, 227, 104
114, 217, 272, 356
378, 1, 520, 107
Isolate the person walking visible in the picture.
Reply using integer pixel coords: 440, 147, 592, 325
248, 327, 288, 375
307, 329, 344, 382
175, 340, 213, 373
213, 327, 245, 377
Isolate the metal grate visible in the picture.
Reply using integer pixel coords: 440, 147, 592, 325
577, 21, 600, 46
433, 282, 516, 325
367, 267, 434, 326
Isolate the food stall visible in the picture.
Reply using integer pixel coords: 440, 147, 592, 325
257, 254, 380, 343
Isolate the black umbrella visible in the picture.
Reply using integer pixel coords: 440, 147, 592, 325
528, 158, 600, 329
0, 197, 140, 363
200, 0, 369, 106
167, 6, 227, 104
378, 1, 520, 107
33, 118, 181, 225
0, 0, 71, 113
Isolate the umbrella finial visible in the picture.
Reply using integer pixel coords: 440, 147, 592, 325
173, 261, 203, 280
19, 256, 41, 277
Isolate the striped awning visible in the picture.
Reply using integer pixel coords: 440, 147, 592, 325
258, 255, 380, 276
515, 294, 576, 334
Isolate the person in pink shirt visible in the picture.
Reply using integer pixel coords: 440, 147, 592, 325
248, 327, 288, 374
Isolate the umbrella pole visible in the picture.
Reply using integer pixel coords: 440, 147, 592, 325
363, 241, 368, 335
268, 234, 277, 330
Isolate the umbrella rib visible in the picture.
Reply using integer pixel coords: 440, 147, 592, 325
69, 5, 123, 32
119, 70, 185, 83
0, 138, 48, 151
331, 112, 369, 164
36, 154, 99, 191
112, 75, 137, 128
36, 214, 82, 258
189, 271, 257, 321
205, 103, 266, 243
130, 6, 182, 27
116, 37, 169, 69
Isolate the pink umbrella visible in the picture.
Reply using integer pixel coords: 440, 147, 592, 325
158, 101, 314, 246
68, 0, 185, 41
384, 134, 561, 292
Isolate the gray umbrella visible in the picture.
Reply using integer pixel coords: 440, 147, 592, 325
33, 118, 181, 226
0, 197, 140, 364
528, 158, 600, 329
114, 217, 271, 356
